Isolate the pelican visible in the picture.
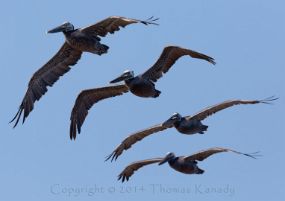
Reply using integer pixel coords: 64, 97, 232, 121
106, 96, 277, 161
118, 147, 260, 182
10, 16, 158, 127
69, 46, 216, 139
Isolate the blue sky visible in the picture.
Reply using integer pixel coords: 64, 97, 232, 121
1, 0, 284, 200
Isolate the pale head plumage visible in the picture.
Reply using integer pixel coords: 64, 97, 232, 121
123, 69, 134, 77
162, 112, 182, 127
110, 69, 135, 83
61, 22, 74, 32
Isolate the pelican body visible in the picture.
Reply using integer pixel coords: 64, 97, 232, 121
110, 71, 161, 98
165, 155, 204, 174
48, 22, 108, 55
163, 113, 208, 134
109, 46, 216, 98
118, 147, 260, 182
162, 96, 277, 135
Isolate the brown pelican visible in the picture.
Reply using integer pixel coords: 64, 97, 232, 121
69, 46, 216, 140
118, 147, 260, 182
106, 96, 277, 161
10, 16, 158, 128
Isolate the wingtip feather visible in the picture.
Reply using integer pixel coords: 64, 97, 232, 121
259, 95, 279, 104
10, 107, 24, 128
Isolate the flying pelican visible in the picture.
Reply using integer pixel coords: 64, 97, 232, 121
69, 46, 216, 140
106, 96, 277, 161
10, 16, 158, 127
118, 147, 260, 182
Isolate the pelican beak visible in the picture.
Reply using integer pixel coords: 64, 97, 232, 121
110, 73, 127, 84
47, 24, 66, 33
158, 156, 169, 165
162, 117, 175, 128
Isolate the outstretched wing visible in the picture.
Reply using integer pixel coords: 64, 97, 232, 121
184, 147, 260, 162
70, 84, 129, 140
80, 16, 158, 37
106, 124, 168, 162
10, 42, 82, 127
118, 158, 163, 182
142, 46, 215, 82
186, 96, 278, 121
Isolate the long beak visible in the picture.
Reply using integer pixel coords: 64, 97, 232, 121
162, 118, 174, 128
47, 24, 65, 33
110, 74, 126, 84
158, 157, 169, 165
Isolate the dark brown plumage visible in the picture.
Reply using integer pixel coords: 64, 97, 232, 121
184, 98, 276, 121
141, 46, 216, 82
80, 16, 158, 37
70, 85, 129, 140
118, 158, 163, 182
105, 124, 167, 161
182, 147, 258, 162
10, 16, 158, 127
118, 147, 260, 182
106, 97, 277, 161
10, 43, 82, 127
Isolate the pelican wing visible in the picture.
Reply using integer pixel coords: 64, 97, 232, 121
10, 42, 82, 127
142, 46, 215, 82
186, 96, 278, 121
184, 147, 259, 162
118, 158, 163, 182
106, 123, 168, 162
70, 84, 129, 140
80, 16, 158, 37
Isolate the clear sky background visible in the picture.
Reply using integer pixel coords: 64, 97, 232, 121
1, 0, 284, 200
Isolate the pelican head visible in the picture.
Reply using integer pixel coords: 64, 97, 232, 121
110, 70, 135, 83
47, 22, 74, 33
162, 112, 182, 127
158, 152, 176, 165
